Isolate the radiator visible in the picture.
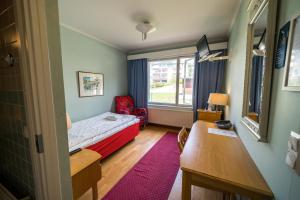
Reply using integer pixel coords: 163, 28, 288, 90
148, 107, 194, 128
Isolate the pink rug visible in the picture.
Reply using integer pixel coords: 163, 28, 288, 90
103, 132, 180, 200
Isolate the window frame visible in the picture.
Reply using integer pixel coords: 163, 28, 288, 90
147, 55, 195, 108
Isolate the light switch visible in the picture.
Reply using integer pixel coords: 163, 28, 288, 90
286, 149, 298, 168
289, 133, 298, 151
286, 131, 300, 175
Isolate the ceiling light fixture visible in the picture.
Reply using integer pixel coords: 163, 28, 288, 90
136, 21, 156, 41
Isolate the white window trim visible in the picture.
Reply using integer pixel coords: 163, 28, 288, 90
148, 56, 195, 108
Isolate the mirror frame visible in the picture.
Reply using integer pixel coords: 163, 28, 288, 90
241, 0, 277, 142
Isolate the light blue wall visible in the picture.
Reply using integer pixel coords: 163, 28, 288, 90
226, 0, 300, 200
60, 27, 127, 122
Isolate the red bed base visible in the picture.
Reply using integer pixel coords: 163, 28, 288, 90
86, 122, 140, 158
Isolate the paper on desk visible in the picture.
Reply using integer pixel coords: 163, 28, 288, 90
208, 128, 237, 138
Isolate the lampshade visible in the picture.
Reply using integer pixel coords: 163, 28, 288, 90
207, 93, 228, 106
136, 21, 156, 40
66, 113, 72, 129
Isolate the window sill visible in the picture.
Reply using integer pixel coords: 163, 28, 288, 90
148, 104, 193, 112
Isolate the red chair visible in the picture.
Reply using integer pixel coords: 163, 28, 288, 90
115, 96, 148, 127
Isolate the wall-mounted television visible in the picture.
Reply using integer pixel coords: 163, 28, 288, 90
196, 34, 227, 62
196, 35, 210, 58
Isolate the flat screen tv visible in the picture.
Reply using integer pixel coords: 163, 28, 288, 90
196, 35, 210, 58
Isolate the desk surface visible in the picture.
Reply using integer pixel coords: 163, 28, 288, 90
70, 149, 101, 176
180, 121, 273, 197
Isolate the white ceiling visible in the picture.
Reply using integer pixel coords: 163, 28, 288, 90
58, 0, 240, 53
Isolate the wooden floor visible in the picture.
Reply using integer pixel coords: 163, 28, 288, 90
78, 125, 222, 200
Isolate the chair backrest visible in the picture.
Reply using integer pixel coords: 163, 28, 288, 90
115, 96, 134, 114
178, 127, 189, 153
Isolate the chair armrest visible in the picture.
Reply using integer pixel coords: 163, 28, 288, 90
133, 108, 147, 116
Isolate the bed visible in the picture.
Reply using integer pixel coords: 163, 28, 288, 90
68, 112, 140, 158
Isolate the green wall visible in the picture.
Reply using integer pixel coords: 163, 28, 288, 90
60, 27, 127, 122
225, 0, 300, 199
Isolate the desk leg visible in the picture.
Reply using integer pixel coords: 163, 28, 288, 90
182, 171, 191, 200
92, 184, 98, 200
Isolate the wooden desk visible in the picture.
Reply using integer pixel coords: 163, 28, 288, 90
197, 109, 222, 122
70, 149, 102, 200
180, 121, 273, 200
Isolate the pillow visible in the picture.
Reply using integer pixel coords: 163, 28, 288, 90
66, 113, 72, 129
104, 115, 117, 121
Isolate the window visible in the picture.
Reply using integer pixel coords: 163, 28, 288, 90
148, 57, 195, 107
178, 57, 195, 105
149, 59, 177, 104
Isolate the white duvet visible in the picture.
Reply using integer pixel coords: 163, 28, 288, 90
68, 112, 139, 151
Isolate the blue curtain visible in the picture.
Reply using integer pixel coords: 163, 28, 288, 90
192, 50, 226, 121
249, 56, 263, 113
128, 59, 148, 108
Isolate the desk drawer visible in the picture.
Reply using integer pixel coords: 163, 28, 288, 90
198, 111, 221, 122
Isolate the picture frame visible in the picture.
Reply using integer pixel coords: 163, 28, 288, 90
78, 71, 104, 97
275, 21, 290, 69
283, 14, 300, 91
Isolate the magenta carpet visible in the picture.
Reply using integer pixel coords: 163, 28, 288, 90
103, 132, 180, 200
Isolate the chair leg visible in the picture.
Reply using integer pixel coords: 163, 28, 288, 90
222, 193, 230, 200
222, 192, 227, 200
139, 124, 145, 130
231, 194, 237, 200
223, 193, 236, 200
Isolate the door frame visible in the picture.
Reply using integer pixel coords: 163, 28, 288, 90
15, 0, 72, 199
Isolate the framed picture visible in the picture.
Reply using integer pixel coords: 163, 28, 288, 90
78, 71, 104, 97
283, 14, 300, 91
275, 21, 290, 69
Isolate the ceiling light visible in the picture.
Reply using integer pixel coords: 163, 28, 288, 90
136, 21, 156, 41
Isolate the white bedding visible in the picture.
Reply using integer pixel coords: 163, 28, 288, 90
68, 112, 140, 151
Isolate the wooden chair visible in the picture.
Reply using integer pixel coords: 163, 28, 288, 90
177, 127, 189, 153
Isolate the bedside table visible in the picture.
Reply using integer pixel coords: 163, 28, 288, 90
197, 109, 222, 122
70, 149, 102, 200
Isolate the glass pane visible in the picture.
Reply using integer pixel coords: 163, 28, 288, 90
247, 5, 268, 123
149, 59, 177, 104
178, 57, 195, 105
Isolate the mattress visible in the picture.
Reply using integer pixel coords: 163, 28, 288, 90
68, 112, 140, 151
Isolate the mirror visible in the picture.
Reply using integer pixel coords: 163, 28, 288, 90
242, 0, 277, 142
248, 5, 268, 124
